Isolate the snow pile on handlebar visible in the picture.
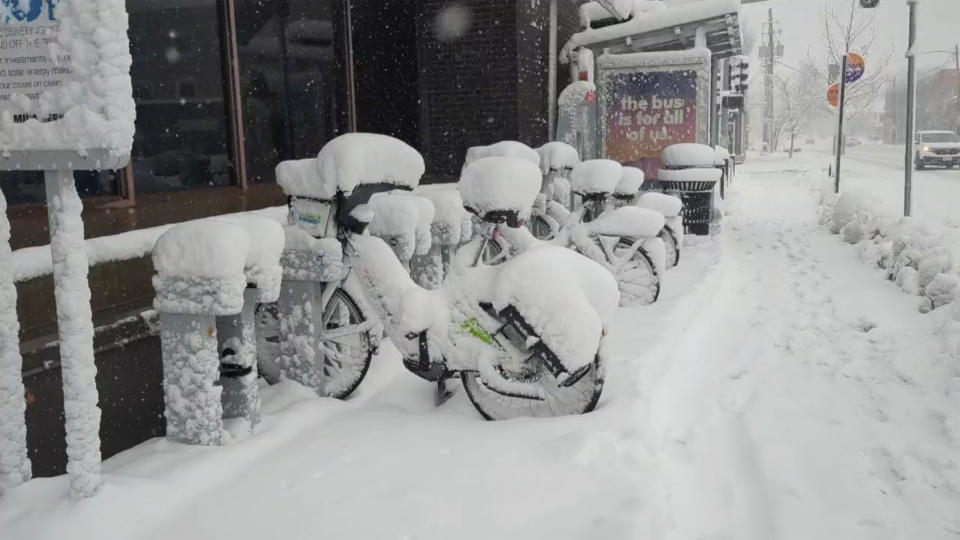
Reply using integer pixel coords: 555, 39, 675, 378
571, 159, 623, 195
535, 141, 580, 174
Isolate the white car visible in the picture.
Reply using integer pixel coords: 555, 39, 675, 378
915, 130, 960, 170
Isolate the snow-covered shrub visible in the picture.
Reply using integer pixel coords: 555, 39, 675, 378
895, 266, 921, 295
920, 273, 960, 313
840, 221, 864, 244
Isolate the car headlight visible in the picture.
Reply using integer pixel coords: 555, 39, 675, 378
923, 146, 931, 153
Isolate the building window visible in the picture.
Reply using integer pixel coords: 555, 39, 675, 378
234, 0, 346, 183
127, 0, 234, 193
0, 170, 121, 206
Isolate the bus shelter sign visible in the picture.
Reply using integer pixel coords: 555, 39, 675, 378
0, 0, 74, 110
597, 48, 711, 179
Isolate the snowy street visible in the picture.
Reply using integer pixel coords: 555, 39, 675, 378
3, 154, 958, 540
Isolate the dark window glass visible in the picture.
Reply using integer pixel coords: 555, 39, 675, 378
127, 0, 233, 193
235, 0, 345, 183
1, 170, 120, 206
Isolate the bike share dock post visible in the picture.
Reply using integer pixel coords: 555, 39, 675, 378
215, 217, 283, 431
152, 221, 251, 445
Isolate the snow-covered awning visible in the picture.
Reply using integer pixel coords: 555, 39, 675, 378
561, 0, 743, 61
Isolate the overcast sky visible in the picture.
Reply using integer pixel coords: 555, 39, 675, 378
741, 0, 960, 78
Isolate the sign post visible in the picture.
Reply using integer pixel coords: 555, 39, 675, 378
0, 0, 134, 499
904, 0, 918, 217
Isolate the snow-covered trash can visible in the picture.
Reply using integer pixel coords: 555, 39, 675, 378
659, 143, 723, 236
153, 221, 251, 445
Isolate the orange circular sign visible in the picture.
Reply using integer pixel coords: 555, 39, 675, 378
827, 83, 840, 107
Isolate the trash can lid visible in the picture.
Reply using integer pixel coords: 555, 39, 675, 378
662, 143, 718, 168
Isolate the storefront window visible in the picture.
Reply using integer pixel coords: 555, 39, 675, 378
127, 0, 233, 193
0, 170, 120, 206
235, 0, 345, 183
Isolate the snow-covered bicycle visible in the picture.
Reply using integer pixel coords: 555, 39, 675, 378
476, 158, 666, 306
611, 166, 684, 269
263, 133, 619, 419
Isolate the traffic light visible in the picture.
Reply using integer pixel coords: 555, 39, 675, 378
730, 56, 749, 95
859, 0, 879, 7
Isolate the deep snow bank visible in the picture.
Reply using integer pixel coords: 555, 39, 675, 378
819, 180, 960, 361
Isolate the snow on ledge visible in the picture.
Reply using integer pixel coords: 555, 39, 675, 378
11, 206, 287, 283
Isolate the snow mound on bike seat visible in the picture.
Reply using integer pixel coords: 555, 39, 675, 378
536, 142, 580, 173
464, 141, 541, 169
661, 143, 718, 168
657, 168, 723, 183
493, 247, 618, 371
637, 192, 682, 218
414, 186, 472, 245
276, 158, 333, 200
587, 206, 665, 238
313, 133, 425, 196
615, 167, 645, 195
459, 157, 542, 220
570, 159, 623, 195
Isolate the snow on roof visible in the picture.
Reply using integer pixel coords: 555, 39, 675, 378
580, 0, 668, 29
597, 46, 711, 69
570, 159, 623, 195
615, 167, 645, 194
561, 0, 741, 59
535, 142, 580, 173
662, 143, 719, 168
463, 141, 541, 169
458, 157, 542, 219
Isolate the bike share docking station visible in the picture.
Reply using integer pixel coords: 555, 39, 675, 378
152, 217, 283, 445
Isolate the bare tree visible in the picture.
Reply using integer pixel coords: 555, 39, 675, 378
775, 73, 818, 157
820, 0, 894, 120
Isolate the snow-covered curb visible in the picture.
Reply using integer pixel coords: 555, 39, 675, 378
818, 182, 960, 361
11, 206, 287, 283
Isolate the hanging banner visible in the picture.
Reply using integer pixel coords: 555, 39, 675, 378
845, 52, 865, 83
597, 48, 711, 179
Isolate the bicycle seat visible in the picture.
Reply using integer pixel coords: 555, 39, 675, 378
637, 192, 682, 218
570, 159, 622, 196
584, 206, 665, 238
459, 156, 542, 226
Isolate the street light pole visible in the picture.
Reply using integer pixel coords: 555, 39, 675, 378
834, 54, 848, 193
904, 0, 918, 217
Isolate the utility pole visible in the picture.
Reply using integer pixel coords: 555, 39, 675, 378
834, 53, 848, 193
763, 8, 776, 152
904, 0, 918, 217
954, 44, 960, 131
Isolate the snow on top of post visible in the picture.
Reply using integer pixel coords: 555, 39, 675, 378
570, 159, 623, 195
208, 215, 284, 303
458, 157, 542, 220
535, 142, 580, 174
317, 133, 425, 196
637, 191, 682, 217
661, 143, 719, 168
463, 141, 540, 169
0, 0, 135, 155
615, 166, 645, 194
561, 0, 741, 59
153, 221, 249, 280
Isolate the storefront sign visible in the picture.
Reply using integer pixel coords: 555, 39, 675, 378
0, 0, 73, 111
598, 49, 711, 179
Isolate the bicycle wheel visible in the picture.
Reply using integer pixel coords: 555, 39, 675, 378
660, 227, 680, 268
612, 239, 660, 306
317, 287, 374, 399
